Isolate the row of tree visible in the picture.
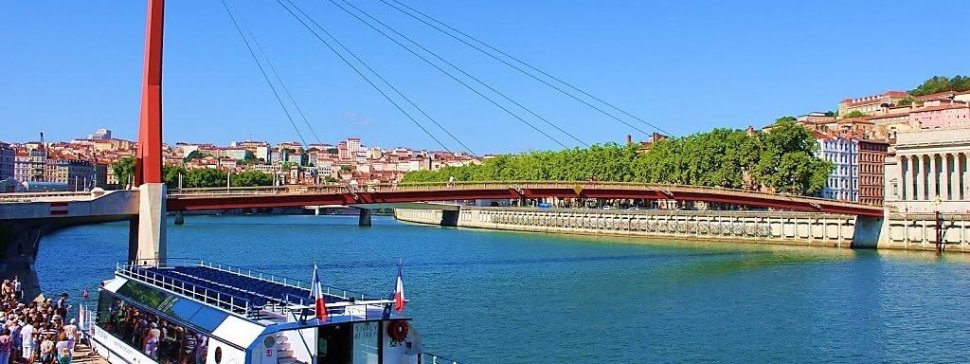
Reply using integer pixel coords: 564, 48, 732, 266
910, 75, 970, 97
401, 120, 834, 196
111, 157, 276, 189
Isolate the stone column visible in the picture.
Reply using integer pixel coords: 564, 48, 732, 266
947, 153, 960, 201
900, 155, 908, 201
963, 153, 969, 201
916, 154, 926, 201
941, 154, 950, 200
926, 154, 940, 201
911, 155, 920, 201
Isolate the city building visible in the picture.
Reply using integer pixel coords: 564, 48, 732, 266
89, 128, 112, 140
46, 159, 96, 189
235, 140, 270, 162
858, 139, 889, 205
0, 142, 14, 181
884, 127, 970, 213
909, 105, 970, 129
797, 112, 836, 123
815, 131, 858, 201
838, 90, 909, 116
346, 138, 361, 156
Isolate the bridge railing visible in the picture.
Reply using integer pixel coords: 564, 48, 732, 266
167, 181, 881, 209
0, 190, 97, 203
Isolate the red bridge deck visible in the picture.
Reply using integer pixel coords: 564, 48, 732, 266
166, 181, 884, 218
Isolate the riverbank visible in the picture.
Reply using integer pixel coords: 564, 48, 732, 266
395, 206, 970, 252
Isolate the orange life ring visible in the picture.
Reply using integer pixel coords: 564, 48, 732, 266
387, 320, 409, 342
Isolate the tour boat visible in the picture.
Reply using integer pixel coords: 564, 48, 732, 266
83, 260, 450, 364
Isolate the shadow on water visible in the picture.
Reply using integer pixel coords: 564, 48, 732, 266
208, 251, 774, 272
670, 250, 853, 281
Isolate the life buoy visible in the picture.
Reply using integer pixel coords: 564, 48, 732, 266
387, 320, 409, 342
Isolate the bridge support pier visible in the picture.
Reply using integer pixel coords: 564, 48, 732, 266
0, 222, 45, 301
853, 215, 885, 249
134, 183, 167, 266
358, 208, 372, 227
174, 210, 184, 225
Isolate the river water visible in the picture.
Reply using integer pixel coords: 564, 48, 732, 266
37, 215, 970, 363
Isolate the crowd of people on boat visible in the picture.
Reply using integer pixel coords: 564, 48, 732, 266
0, 276, 78, 364
98, 296, 208, 364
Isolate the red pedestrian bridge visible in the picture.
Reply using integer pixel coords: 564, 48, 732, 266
166, 181, 884, 218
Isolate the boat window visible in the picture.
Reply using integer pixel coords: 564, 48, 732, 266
161, 298, 228, 333
353, 322, 380, 364
96, 294, 211, 363
111, 280, 229, 333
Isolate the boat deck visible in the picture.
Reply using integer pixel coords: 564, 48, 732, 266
117, 262, 377, 318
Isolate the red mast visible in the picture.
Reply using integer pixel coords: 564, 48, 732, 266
136, 0, 164, 185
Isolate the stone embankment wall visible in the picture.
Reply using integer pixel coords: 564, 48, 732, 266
879, 213, 970, 252
396, 207, 859, 248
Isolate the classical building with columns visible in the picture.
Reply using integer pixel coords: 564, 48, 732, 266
885, 127, 970, 213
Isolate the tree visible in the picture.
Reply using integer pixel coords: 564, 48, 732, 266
910, 75, 970, 96
183, 150, 203, 163
111, 157, 135, 188
185, 168, 227, 188
842, 110, 866, 119
238, 150, 257, 165
401, 124, 833, 197
896, 97, 916, 106
162, 165, 188, 189
752, 120, 833, 195
230, 170, 274, 187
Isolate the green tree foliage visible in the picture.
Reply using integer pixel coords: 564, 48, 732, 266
402, 122, 834, 196
183, 150, 203, 163
111, 157, 136, 187
230, 170, 274, 187
842, 110, 866, 119
185, 168, 226, 188
162, 165, 187, 189
180, 168, 275, 188
896, 97, 916, 106
239, 150, 257, 164
751, 120, 832, 195
910, 75, 970, 96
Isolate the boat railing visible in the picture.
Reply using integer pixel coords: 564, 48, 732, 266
115, 263, 252, 315
196, 260, 372, 301
421, 352, 466, 364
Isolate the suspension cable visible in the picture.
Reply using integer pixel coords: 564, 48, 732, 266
334, 0, 588, 148
280, 1, 475, 155
324, 0, 574, 148
379, 0, 672, 136
276, 0, 454, 152
219, 0, 308, 146
242, 17, 324, 145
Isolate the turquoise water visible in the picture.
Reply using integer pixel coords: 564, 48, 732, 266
37, 215, 970, 363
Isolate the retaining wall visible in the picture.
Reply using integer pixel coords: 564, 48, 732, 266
879, 213, 970, 252
397, 207, 859, 248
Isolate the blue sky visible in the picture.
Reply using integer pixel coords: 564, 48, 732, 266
1, 1, 968, 153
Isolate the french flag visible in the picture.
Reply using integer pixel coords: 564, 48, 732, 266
309, 265, 328, 322
393, 265, 406, 313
